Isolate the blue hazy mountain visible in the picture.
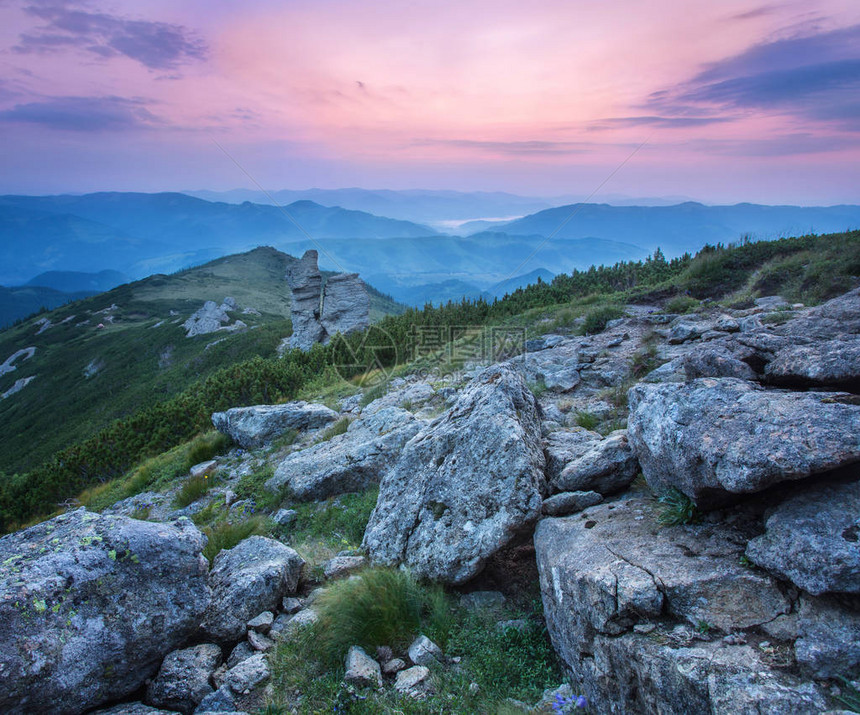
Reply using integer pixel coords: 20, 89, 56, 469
25, 270, 130, 293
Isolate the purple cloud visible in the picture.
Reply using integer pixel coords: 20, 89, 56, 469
0, 95, 159, 131
14, 2, 207, 70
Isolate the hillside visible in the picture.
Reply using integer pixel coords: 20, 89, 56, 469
0, 193, 435, 285
2, 230, 859, 715
494, 201, 860, 256
0, 246, 404, 476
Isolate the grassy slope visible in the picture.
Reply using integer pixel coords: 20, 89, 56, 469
0, 246, 403, 474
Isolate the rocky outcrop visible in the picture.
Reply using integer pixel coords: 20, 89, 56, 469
183, 298, 245, 338
321, 272, 370, 338
765, 337, 860, 389
795, 595, 860, 678
0, 509, 210, 715
746, 480, 860, 595
628, 377, 860, 508
211, 402, 338, 449
267, 407, 422, 500
682, 346, 757, 381
201, 536, 303, 642
286, 250, 370, 351
363, 364, 545, 584
533, 496, 827, 714
0, 347, 36, 377
286, 250, 326, 350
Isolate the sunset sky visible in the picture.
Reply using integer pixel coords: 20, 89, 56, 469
1, 0, 859, 203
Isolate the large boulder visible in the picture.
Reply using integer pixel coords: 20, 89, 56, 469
201, 536, 303, 642
534, 497, 824, 714
682, 346, 757, 381
765, 337, 860, 390
795, 595, 860, 678
267, 407, 422, 500
286, 250, 325, 351
363, 364, 545, 584
746, 480, 860, 595
0, 509, 210, 715
628, 378, 860, 508
211, 402, 338, 449
320, 273, 369, 338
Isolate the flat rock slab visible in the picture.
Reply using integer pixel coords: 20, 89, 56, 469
0, 509, 210, 715
746, 480, 860, 595
363, 364, 545, 584
765, 337, 860, 389
267, 407, 422, 500
212, 402, 338, 449
628, 377, 860, 508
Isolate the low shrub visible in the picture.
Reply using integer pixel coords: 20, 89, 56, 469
173, 475, 213, 508
579, 304, 624, 335
665, 295, 699, 314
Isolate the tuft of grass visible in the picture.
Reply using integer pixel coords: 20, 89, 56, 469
202, 516, 268, 563
630, 342, 661, 378
290, 488, 379, 551
579, 303, 625, 335
313, 568, 452, 666
529, 378, 548, 399
835, 676, 860, 713
318, 417, 350, 442
173, 474, 213, 508
657, 487, 699, 526
235, 464, 283, 512
575, 411, 599, 431
665, 295, 700, 314
359, 378, 391, 407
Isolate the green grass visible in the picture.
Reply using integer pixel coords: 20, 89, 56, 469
234, 464, 285, 511
77, 431, 229, 512
173, 474, 213, 508
664, 295, 700, 314
202, 516, 269, 563
579, 303, 625, 335
656, 487, 699, 526
318, 417, 351, 442
268, 590, 563, 714
289, 488, 380, 550
575, 411, 599, 431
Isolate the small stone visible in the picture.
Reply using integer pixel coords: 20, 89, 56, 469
305, 587, 326, 605
382, 658, 407, 676
541, 490, 603, 516
376, 645, 393, 662
344, 646, 382, 688
227, 641, 254, 669
193, 684, 235, 714
496, 619, 529, 632
633, 623, 656, 635
247, 611, 275, 633
322, 555, 366, 579
394, 666, 431, 699
247, 630, 274, 652
190, 460, 218, 478
281, 596, 303, 614
469, 682, 480, 695
723, 633, 747, 645
224, 489, 238, 507
273, 509, 297, 527
408, 635, 443, 666
222, 653, 270, 693
268, 613, 292, 640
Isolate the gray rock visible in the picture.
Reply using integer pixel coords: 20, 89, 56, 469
394, 666, 432, 698
272, 509, 297, 527
267, 614, 292, 641
184, 299, 239, 338
683, 347, 757, 381
408, 635, 443, 666
323, 555, 366, 579
284, 608, 319, 633
795, 595, 860, 678
320, 273, 370, 338
668, 321, 702, 344
542, 428, 601, 483
746, 480, 860, 595
382, 658, 407, 675
542, 490, 603, 516
268, 407, 421, 500
222, 652, 269, 694
552, 430, 639, 496
535, 497, 823, 714
0, 509, 210, 715
286, 250, 326, 351
247, 629, 274, 652
628, 378, 860, 508
146, 644, 222, 714
92, 704, 175, 715
201, 536, 304, 642
247, 611, 275, 632
211, 402, 338, 449
193, 685, 236, 714
363, 365, 545, 584
226, 642, 255, 669
281, 596, 303, 614
344, 646, 382, 688
766, 337, 860, 388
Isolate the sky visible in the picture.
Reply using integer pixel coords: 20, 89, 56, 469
0, 0, 859, 204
